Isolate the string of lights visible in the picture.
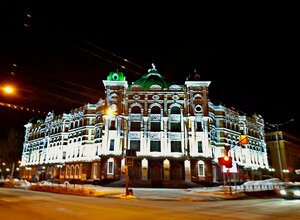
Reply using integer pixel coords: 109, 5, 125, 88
0, 101, 46, 114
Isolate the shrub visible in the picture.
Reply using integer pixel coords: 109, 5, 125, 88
29, 185, 96, 196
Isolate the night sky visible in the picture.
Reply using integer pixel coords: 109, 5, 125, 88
0, 1, 299, 137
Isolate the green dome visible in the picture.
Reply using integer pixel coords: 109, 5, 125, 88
130, 64, 172, 90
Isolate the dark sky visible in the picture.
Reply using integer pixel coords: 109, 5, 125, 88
0, 1, 299, 137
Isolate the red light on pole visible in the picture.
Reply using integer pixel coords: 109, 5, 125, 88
224, 155, 229, 161
218, 156, 232, 168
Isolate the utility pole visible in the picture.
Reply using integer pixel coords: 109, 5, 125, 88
124, 117, 130, 196
267, 118, 294, 181
119, 115, 130, 196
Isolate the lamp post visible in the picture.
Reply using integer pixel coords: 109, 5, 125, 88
106, 106, 130, 196
119, 115, 130, 196
268, 118, 294, 181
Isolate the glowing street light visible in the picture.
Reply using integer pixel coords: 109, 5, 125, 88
2, 85, 15, 95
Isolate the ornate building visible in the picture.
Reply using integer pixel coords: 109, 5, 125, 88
20, 65, 269, 186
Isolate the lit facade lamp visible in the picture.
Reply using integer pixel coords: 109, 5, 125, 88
268, 168, 275, 172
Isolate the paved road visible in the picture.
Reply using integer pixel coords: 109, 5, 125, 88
1, 187, 300, 220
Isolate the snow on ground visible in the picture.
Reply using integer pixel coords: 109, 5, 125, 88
2, 178, 295, 200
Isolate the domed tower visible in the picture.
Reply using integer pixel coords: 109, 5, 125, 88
185, 69, 211, 117
130, 63, 172, 91
102, 71, 128, 114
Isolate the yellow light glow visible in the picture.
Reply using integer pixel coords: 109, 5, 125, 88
106, 105, 117, 117
239, 135, 249, 145
4, 87, 14, 93
3, 86, 14, 94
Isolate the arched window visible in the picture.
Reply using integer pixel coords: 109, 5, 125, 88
150, 106, 161, 132
198, 160, 205, 176
71, 165, 75, 178
170, 106, 181, 114
131, 106, 141, 114
170, 106, 181, 132
130, 106, 141, 131
107, 158, 114, 174
66, 165, 71, 179
94, 128, 100, 139
75, 165, 80, 178
151, 106, 161, 114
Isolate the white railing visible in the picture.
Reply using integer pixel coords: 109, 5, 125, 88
232, 184, 285, 192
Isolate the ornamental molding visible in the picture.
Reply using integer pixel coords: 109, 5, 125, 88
72, 112, 84, 120
172, 95, 179, 101
169, 114, 181, 122
169, 133, 181, 140
129, 132, 141, 139
148, 132, 161, 140
225, 110, 239, 123
185, 81, 211, 87
133, 95, 140, 100
152, 95, 159, 100
150, 114, 161, 121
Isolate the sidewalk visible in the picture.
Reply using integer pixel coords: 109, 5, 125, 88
94, 186, 248, 201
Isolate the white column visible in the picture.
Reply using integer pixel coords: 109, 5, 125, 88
163, 117, 168, 154
163, 159, 170, 181
184, 159, 191, 181
141, 158, 148, 180
142, 117, 148, 154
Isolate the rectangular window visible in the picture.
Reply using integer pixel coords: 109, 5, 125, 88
198, 141, 203, 153
130, 140, 140, 151
109, 139, 114, 151
151, 122, 161, 131
130, 122, 141, 131
62, 151, 66, 159
199, 164, 204, 176
108, 161, 114, 174
196, 122, 203, 131
170, 123, 181, 132
109, 120, 116, 130
171, 141, 182, 152
150, 141, 161, 152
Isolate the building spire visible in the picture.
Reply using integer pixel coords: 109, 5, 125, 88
148, 63, 157, 72
194, 68, 201, 80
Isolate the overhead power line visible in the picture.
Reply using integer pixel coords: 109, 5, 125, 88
25, 12, 146, 77
63, 31, 147, 72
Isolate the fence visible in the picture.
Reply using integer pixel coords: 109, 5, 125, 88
232, 184, 285, 193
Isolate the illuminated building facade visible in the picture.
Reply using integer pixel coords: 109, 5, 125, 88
20, 65, 269, 186
265, 131, 300, 181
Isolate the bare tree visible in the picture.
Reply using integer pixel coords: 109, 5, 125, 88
0, 129, 23, 178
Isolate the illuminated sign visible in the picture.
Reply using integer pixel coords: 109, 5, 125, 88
239, 135, 249, 145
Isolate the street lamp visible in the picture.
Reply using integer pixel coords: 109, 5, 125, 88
1, 84, 16, 95
268, 118, 294, 181
118, 115, 130, 196
106, 106, 130, 196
